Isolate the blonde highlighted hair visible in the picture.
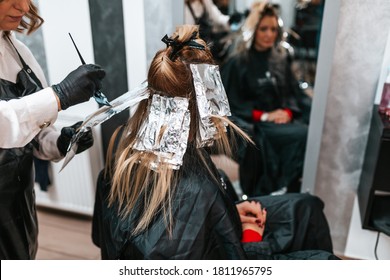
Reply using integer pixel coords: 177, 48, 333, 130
106, 25, 251, 235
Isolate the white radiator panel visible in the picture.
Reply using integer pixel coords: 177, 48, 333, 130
35, 115, 104, 216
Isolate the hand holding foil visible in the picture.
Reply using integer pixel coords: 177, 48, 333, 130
60, 82, 149, 171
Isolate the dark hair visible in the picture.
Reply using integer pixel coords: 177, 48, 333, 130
4, 2, 44, 36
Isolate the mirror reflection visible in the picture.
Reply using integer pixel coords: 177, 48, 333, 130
185, 0, 325, 196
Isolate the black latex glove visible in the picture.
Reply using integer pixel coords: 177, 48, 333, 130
228, 12, 243, 25
57, 121, 94, 156
52, 64, 106, 110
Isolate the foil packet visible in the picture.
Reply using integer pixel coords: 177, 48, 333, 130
190, 63, 231, 147
133, 93, 190, 170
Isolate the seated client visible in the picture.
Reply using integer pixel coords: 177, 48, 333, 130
92, 25, 337, 260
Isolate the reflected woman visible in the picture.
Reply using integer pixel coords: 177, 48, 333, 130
221, 3, 312, 196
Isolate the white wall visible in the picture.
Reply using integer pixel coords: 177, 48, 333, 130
39, 0, 99, 117
32, 0, 103, 214
123, 0, 147, 89
375, 29, 390, 104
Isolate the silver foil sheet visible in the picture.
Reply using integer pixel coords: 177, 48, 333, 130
60, 82, 149, 171
133, 94, 190, 170
190, 64, 231, 147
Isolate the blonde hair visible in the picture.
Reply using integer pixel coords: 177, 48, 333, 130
106, 25, 251, 235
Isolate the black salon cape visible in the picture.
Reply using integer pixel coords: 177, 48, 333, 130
92, 148, 337, 260
221, 48, 310, 124
221, 47, 311, 194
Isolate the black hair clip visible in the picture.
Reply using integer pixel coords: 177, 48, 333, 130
161, 34, 182, 60
161, 31, 205, 61
186, 31, 206, 50
161, 34, 178, 48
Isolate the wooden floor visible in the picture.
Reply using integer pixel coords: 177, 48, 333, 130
36, 207, 100, 260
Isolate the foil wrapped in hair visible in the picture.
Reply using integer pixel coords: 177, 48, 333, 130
190, 64, 231, 147
133, 93, 190, 170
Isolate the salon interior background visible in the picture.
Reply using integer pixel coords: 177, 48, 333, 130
20, 0, 390, 260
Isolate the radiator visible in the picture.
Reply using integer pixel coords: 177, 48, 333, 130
34, 113, 104, 216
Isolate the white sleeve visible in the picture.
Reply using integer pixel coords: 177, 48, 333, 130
0, 87, 59, 149
203, 0, 230, 30
33, 125, 62, 161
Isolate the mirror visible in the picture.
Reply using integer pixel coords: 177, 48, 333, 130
186, 0, 326, 195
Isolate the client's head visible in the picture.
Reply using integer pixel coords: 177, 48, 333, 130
107, 25, 249, 235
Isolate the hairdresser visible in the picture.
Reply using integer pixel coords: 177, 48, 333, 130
0, 0, 105, 259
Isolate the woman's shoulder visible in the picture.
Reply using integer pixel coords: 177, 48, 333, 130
270, 45, 292, 63
179, 150, 222, 194
226, 50, 248, 64
221, 52, 248, 75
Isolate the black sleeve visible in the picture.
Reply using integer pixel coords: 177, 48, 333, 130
92, 170, 104, 248
250, 193, 334, 254
207, 190, 248, 259
241, 241, 273, 259
285, 59, 312, 123
208, 187, 274, 260
221, 57, 253, 122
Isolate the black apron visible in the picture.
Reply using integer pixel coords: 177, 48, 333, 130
186, 1, 229, 63
0, 36, 44, 259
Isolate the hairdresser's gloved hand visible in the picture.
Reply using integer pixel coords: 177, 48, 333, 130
52, 64, 106, 110
57, 121, 93, 156
228, 12, 243, 25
